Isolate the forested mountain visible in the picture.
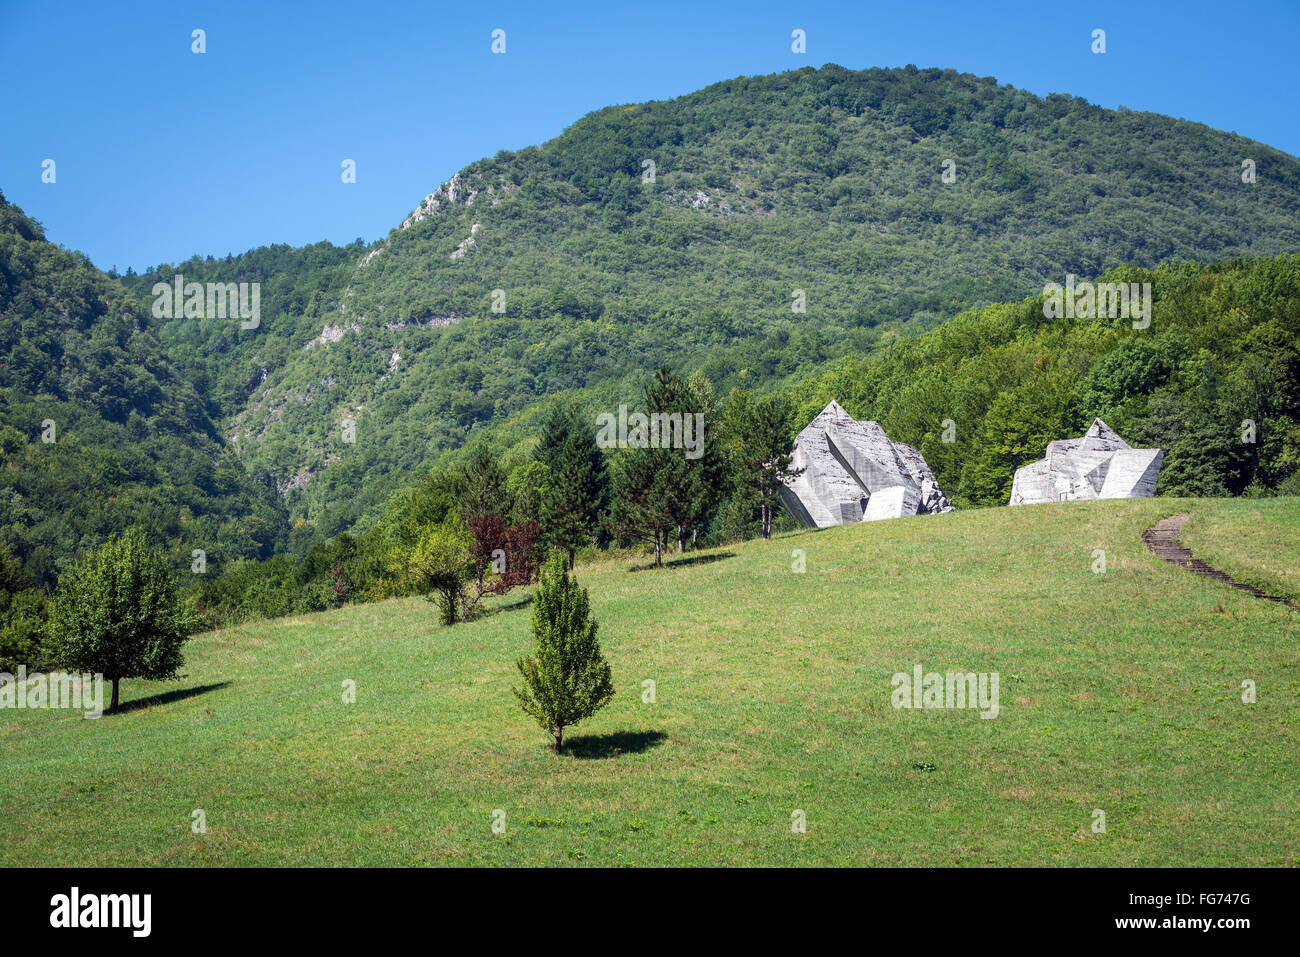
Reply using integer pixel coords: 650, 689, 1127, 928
119, 64, 1300, 540
0, 191, 286, 588
14, 62, 1300, 564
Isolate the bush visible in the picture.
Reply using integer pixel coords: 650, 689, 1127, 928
405, 516, 473, 625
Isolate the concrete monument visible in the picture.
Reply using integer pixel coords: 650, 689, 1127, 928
780, 401, 955, 527
1009, 418, 1162, 505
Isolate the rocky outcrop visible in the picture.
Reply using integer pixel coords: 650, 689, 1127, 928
381, 316, 462, 330
450, 223, 482, 260
401, 172, 480, 229
305, 323, 360, 349
1009, 418, 1162, 505
780, 401, 955, 528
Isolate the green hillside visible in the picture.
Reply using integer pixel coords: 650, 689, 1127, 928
120, 64, 1300, 535
2, 498, 1295, 866
0, 192, 287, 589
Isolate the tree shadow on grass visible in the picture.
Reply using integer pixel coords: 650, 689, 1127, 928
490, 593, 534, 614
562, 729, 667, 759
115, 681, 231, 715
628, 551, 735, 573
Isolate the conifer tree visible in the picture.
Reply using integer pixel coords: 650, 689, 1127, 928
681, 371, 727, 547
513, 554, 614, 752
460, 445, 508, 521
535, 404, 608, 569
610, 367, 699, 564
739, 393, 802, 539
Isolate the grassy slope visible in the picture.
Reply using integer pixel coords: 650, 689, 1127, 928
1, 498, 1296, 867
1181, 499, 1300, 602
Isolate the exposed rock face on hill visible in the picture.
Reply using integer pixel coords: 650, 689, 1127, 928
780, 401, 955, 527
1009, 419, 1162, 504
401, 172, 480, 229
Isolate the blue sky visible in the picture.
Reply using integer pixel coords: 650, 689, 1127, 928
2, 0, 1297, 272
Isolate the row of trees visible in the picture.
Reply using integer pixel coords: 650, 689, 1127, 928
605, 368, 805, 564
1, 364, 806, 666
399, 365, 803, 624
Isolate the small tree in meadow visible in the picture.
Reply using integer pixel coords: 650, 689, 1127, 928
406, 516, 472, 625
45, 527, 189, 713
513, 553, 614, 752
463, 514, 543, 618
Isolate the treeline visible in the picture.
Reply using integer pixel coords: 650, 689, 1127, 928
177, 367, 801, 633
3, 365, 802, 670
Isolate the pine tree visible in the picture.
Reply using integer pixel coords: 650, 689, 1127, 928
609, 367, 700, 565
608, 446, 676, 565
682, 371, 727, 547
513, 554, 614, 752
534, 403, 576, 474
727, 392, 802, 539
460, 445, 508, 521
536, 404, 608, 569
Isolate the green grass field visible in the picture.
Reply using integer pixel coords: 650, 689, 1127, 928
1181, 498, 1300, 603
2, 498, 1297, 866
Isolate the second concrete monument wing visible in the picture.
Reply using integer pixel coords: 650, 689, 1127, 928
779, 401, 955, 528
1008, 418, 1163, 505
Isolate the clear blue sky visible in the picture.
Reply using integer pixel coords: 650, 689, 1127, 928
2, 0, 1297, 272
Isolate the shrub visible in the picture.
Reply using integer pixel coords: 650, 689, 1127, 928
405, 516, 473, 625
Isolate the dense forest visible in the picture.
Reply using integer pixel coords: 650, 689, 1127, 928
0, 191, 287, 590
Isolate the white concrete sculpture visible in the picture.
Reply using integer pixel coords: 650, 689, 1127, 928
1009, 418, 1162, 505
779, 401, 955, 527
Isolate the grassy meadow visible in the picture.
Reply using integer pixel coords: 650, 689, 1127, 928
1181, 498, 1300, 603
1, 497, 1297, 866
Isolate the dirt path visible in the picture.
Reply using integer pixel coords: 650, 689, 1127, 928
1142, 513, 1297, 608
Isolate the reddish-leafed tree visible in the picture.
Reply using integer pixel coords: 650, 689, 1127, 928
464, 515, 545, 617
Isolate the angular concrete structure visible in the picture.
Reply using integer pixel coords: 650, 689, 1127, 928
1009, 418, 1163, 505
779, 401, 955, 528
